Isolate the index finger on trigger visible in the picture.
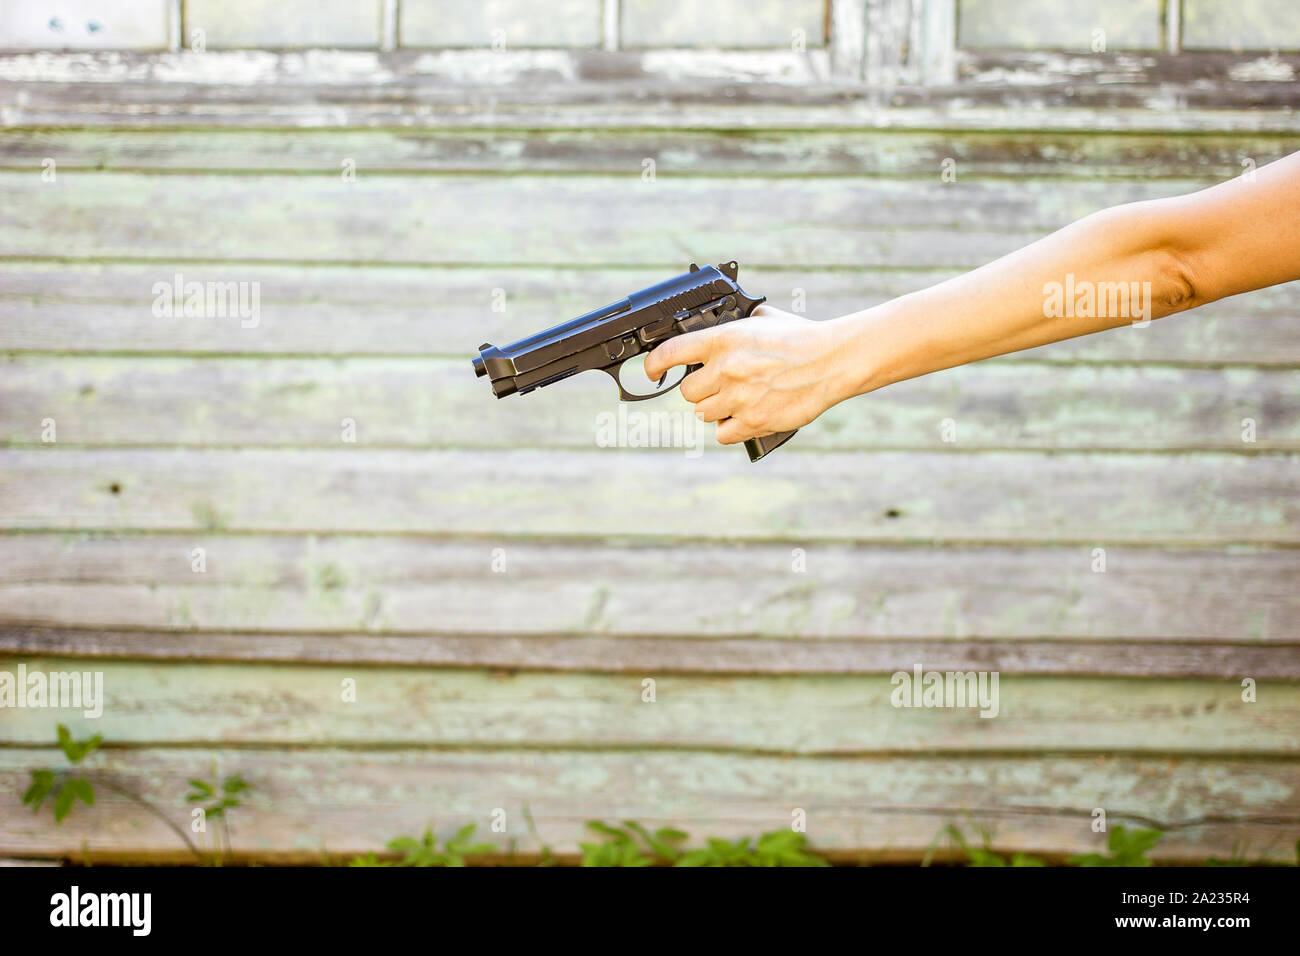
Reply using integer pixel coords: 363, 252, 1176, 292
643, 328, 712, 382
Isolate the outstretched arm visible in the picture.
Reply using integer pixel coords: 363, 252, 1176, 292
645, 151, 1300, 446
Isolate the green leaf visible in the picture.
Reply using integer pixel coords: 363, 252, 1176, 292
74, 734, 102, 763
579, 822, 656, 866
57, 725, 75, 760
185, 778, 214, 802
53, 785, 75, 823
1070, 826, 1163, 867
55, 725, 101, 764
23, 769, 55, 811
450, 823, 478, 846
66, 777, 95, 807
1125, 828, 1163, 855
756, 830, 800, 852
623, 821, 683, 861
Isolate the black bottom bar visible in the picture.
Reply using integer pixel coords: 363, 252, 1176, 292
0, 863, 1286, 942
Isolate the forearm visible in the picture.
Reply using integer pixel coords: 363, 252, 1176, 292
822, 198, 1199, 402
646, 152, 1298, 445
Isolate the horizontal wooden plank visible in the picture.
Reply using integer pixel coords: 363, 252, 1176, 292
1, 537, 1294, 643
1, 748, 1295, 862
4, 128, 1295, 178
6, 83, 1296, 133
955, 49, 1298, 92
1, 51, 1297, 130
3, 355, 1294, 452
3, 263, 1295, 365
0, 171, 1205, 268
2, 657, 1296, 753
5, 49, 1294, 90
0, 50, 838, 102
8, 627, 1299, 677
1, 448, 1294, 544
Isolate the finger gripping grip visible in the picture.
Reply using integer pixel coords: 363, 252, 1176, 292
683, 363, 795, 462
744, 429, 798, 462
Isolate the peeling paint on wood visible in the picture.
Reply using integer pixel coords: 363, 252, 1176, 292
1, 448, 1295, 543
2, 50, 1298, 129
1, 538, 1295, 642
6, 627, 1300, 677
3, 262, 1295, 364
3, 657, 1296, 754
4, 127, 1297, 177
3, 355, 1297, 451
0, 170, 1222, 268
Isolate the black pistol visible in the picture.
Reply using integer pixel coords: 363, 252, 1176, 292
472, 261, 797, 462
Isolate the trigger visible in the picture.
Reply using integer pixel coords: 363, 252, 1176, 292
656, 371, 668, 388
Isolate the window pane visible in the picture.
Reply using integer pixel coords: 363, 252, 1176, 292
0, 0, 169, 50
1183, 0, 1300, 50
621, 0, 826, 48
958, 0, 1162, 50
401, 0, 602, 48
184, 0, 381, 48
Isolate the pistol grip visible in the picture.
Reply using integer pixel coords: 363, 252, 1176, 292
744, 429, 797, 462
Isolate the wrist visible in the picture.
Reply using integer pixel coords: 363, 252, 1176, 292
821, 298, 908, 405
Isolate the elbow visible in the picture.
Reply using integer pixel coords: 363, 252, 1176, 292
1155, 246, 1202, 316
1098, 198, 1208, 319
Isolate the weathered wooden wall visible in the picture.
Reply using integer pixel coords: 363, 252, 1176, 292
0, 0, 1298, 864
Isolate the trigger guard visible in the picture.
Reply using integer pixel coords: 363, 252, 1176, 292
602, 363, 685, 402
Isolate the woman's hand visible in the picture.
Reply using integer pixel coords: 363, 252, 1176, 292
643, 304, 843, 445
